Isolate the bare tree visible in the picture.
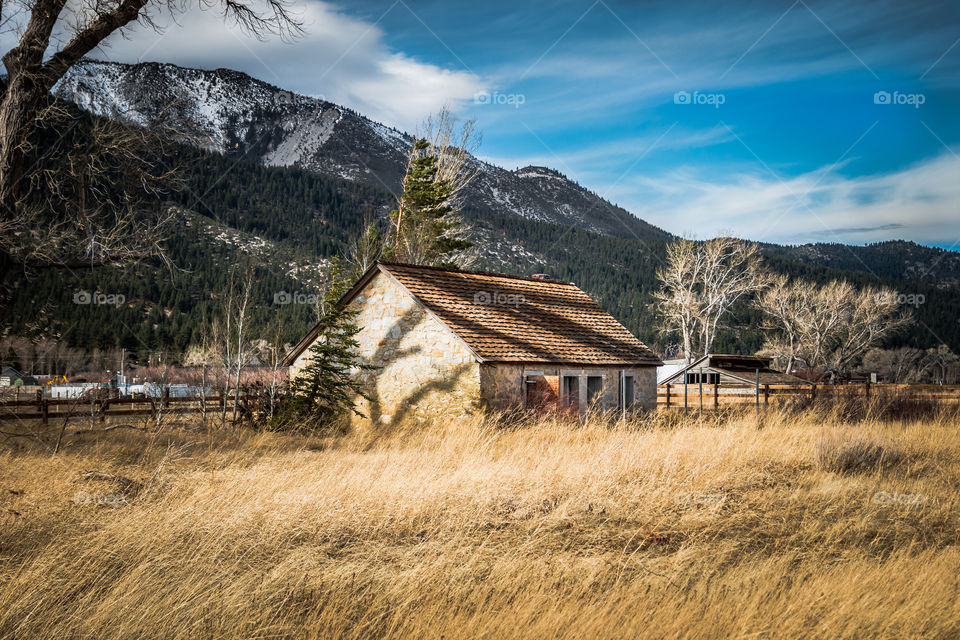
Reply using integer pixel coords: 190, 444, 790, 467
183, 339, 217, 426
250, 319, 289, 421
920, 345, 960, 385
757, 274, 807, 374
390, 108, 479, 266
656, 237, 765, 362
759, 278, 911, 379
229, 270, 253, 424
655, 238, 700, 363
345, 218, 385, 282
697, 238, 766, 356
862, 347, 925, 383
419, 107, 481, 211
211, 267, 255, 425
826, 285, 911, 374
0, 0, 302, 277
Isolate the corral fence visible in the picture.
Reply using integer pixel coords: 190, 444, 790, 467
0, 388, 269, 425
658, 382, 960, 410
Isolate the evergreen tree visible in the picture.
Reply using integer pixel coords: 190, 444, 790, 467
388, 138, 471, 267
272, 271, 377, 432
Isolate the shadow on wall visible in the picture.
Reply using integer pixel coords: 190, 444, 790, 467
360, 306, 475, 428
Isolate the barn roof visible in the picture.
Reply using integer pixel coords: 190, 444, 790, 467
659, 354, 807, 386
285, 262, 662, 367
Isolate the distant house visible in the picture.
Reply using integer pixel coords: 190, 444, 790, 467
0, 366, 37, 387
658, 354, 806, 388
284, 262, 663, 425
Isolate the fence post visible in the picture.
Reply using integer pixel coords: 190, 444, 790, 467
163, 386, 170, 408
665, 384, 671, 407
41, 398, 48, 425
763, 384, 770, 406
755, 369, 760, 418
714, 382, 719, 408
865, 379, 871, 402
811, 384, 818, 400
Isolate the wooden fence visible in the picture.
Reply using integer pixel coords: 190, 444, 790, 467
658, 382, 960, 409
3, 383, 958, 423
0, 389, 262, 424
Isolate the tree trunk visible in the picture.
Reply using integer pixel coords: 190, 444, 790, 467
0, 88, 41, 213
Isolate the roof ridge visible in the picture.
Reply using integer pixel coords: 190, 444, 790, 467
378, 261, 576, 285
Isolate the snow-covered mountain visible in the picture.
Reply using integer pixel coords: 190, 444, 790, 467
54, 59, 668, 241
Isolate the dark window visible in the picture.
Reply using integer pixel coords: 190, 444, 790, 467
685, 372, 720, 385
586, 376, 603, 406
562, 376, 579, 406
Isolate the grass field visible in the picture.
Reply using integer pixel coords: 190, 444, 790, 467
1, 405, 959, 639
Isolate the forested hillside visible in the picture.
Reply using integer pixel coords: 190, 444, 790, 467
3, 109, 959, 363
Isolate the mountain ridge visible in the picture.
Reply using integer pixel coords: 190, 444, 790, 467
50, 58, 960, 294
54, 58, 669, 243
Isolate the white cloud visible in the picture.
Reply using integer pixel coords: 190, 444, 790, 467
613, 152, 960, 246
67, 1, 487, 131
478, 125, 735, 175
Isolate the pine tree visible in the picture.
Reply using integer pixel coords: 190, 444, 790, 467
389, 138, 471, 267
273, 270, 377, 432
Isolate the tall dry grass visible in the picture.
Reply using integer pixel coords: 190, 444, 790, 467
1, 404, 959, 639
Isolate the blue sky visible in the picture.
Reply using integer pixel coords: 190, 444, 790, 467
72, 0, 960, 246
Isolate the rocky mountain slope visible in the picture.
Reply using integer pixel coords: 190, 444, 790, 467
55, 59, 667, 242
53, 59, 960, 290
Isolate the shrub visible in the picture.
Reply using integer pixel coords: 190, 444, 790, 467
815, 431, 904, 474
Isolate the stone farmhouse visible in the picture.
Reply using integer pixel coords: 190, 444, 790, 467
284, 262, 663, 425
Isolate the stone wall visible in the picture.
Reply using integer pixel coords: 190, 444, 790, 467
290, 271, 481, 427
478, 364, 658, 413
479, 363, 528, 410
633, 367, 658, 410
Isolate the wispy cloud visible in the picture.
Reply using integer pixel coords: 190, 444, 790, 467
479, 125, 734, 170
611, 152, 960, 246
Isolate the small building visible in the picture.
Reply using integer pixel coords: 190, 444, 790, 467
0, 366, 37, 387
284, 262, 663, 425
656, 358, 689, 385
0, 366, 20, 386
658, 354, 806, 388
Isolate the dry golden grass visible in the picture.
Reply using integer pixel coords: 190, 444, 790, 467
1, 405, 959, 639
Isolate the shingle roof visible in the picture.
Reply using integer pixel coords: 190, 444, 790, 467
284, 262, 662, 367
659, 354, 807, 385
378, 263, 660, 365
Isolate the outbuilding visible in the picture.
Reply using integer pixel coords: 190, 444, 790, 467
285, 262, 663, 425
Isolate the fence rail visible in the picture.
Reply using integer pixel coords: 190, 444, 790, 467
657, 382, 960, 409
0, 389, 263, 424
3, 383, 958, 423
